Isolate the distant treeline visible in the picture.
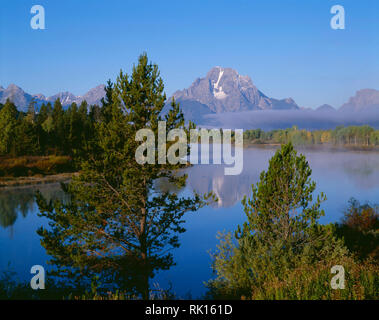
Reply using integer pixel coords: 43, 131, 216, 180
244, 125, 379, 147
0, 97, 102, 157
1, 96, 379, 160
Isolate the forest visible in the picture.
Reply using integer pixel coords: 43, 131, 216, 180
1, 98, 379, 161
0, 93, 103, 177
1, 95, 379, 179
0, 98, 99, 157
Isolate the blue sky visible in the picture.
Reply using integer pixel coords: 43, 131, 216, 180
0, 0, 378, 108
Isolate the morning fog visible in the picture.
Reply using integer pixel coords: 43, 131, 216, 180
135, 121, 243, 175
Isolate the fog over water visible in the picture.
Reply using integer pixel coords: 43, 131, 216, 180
202, 110, 379, 130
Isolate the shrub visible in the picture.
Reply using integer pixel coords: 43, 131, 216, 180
335, 198, 379, 262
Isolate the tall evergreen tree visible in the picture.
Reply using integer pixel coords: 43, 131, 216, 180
36, 54, 209, 298
0, 99, 18, 155
78, 101, 91, 152
52, 99, 65, 153
13, 116, 40, 156
26, 98, 37, 124
100, 79, 114, 124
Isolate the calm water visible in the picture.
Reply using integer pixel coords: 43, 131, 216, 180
1, 146, 379, 297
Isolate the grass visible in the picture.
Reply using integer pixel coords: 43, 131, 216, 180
249, 257, 378, 300
0, 156, 74, 178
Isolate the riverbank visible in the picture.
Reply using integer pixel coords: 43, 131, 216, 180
243, 141, 379, 152
0, 155, 74, 177
1, 143, 378, 189
0, 155, 76, 188
0, 172, 75, 188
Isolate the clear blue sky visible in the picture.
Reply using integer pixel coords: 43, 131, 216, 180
1, 0, 378, 108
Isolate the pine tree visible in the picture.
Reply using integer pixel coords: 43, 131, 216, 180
208, 142, 346, 298
66, 102, 79, 153
0, 99, 18, 155
13, 116, 40, 156
26, 98, 37, 124
52, 99, 65, 154
36, 54, 209, 298
100, 80, 114, 123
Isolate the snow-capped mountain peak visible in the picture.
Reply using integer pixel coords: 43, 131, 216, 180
212, 67, 227, 100
172, 66, 299, 114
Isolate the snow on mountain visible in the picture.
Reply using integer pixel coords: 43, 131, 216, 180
169, 67, 299, 121
0, 84, 106, 111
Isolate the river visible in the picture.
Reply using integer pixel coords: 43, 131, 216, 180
1, 146, 379, 298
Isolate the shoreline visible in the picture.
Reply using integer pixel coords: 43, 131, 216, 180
0, 172, 75, 189
243, 142, 379, 152
1, 143, 378, 189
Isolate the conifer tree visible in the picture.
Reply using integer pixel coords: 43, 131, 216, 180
208, 142, 346, 298
0, 99, 18, 155
36, 54, 209, 298
52, 99, 65, 153
14, 116, 40, 156
26, 98, 37, 124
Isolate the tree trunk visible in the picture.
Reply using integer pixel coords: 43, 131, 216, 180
140, 185, 149, 300
141, 253, 149, 300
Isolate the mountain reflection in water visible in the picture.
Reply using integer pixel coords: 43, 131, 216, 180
1, 147, 379, 297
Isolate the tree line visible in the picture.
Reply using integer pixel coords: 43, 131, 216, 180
0, 96, 104, 157
244, 125, 379, 147
1, 98, 379, 160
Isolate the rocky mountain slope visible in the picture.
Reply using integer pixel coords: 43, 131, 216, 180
170, 67, 299, 119
0, 84, 105, 112
2, 70, 379, 123
340, 89, 379, 112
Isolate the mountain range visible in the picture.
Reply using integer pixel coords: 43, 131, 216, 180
171, 67, 299, 112
0, 84, 106, 112
1, 67, 379, 121
339, 89, 379, 112
316, 104, 336, 112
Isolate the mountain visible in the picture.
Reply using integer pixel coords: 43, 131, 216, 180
0, 84, 36, 112
47, 91, 77, 106
79, 85, 106, 106
168, 67, 299, 121
170, 99, 215, 123
339, 89, 379, 112
316, 104, 336, 112
0, 84, 106, 111
2, 73, 379, 123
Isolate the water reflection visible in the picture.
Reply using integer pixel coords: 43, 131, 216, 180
340, 154, 379, 189
185, 164, 256, 207
1, 150, 377, 224
1, 148, 379, 297
0, 183, 67, 229
184, 148, 379, 208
